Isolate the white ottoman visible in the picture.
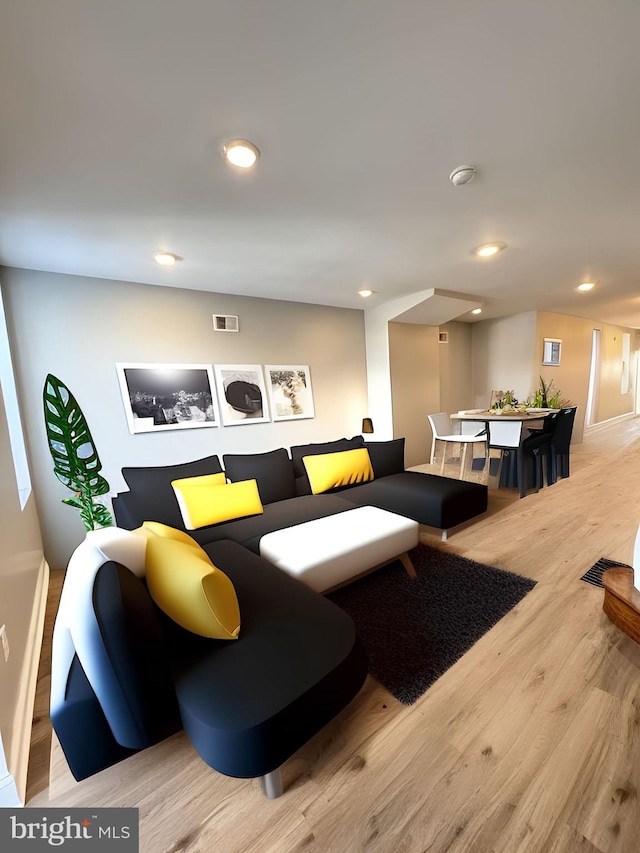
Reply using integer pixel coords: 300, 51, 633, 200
259, 506, 419, 593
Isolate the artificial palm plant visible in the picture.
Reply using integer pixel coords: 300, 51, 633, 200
533, 376, 564, 409
43, 373, 113, 531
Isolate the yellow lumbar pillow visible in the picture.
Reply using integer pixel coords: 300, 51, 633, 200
303, 447, 374, 495
171, 475, 263, 529
144, 536, 240, 640
135, 520, 201, 550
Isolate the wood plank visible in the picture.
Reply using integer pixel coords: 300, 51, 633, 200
26, 417, 640, 853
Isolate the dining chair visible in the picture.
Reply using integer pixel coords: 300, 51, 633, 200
520, 417, 557, 494
427, 413, 488, 479
547, 406, 578, 483
489, 412, 557, 497
519, 408, 577, 495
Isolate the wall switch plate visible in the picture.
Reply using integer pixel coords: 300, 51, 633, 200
0, 625, 9, 662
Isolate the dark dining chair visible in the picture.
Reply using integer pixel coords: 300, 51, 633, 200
547, 406, 578, 483
519, 412, 559, 495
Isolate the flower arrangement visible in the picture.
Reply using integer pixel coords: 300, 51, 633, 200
490, 390, 522, 412
530, 376, 565, 409
489, 379, 571, 415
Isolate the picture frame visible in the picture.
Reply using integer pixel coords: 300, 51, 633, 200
265, 365, 315, 421
214, 364, 270, 425
116, 363, 219, 434
542, 338, 562, 366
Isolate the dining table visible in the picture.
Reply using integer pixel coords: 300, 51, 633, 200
451, 408, 559, 498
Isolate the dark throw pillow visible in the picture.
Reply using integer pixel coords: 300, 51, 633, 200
365, 438, 406, 478
223, 448, 296, 505
121, 455, 224, 530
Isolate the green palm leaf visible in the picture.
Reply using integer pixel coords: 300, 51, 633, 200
43, 374, 113, 530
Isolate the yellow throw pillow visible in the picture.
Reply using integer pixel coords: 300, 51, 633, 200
134, 520, 201, 550
144, 536, 240, 640
171, 475, 263, 530
303, 447, 374, 495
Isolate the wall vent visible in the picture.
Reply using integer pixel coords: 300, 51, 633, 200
438, 331, 449, 343
213, 314, 239, 332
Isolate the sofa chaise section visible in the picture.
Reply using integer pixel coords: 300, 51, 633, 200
289, 437, 488, 536
50, 531, 367, 797
174, 540, 367, 792
339, 471, 488, 533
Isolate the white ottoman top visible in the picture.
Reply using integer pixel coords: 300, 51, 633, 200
259, 506, 419, 592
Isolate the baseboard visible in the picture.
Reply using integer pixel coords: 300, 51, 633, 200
584, 413, 636, 434
9, 557, 49, 806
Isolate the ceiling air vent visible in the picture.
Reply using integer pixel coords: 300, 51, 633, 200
438, 331, 449, 343
213, 314, 239, 332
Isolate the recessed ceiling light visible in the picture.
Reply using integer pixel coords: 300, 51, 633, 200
577, 282, 595, 292
358, 289, 375, 298
223, 139, 260, 169
153, 252, 180, 266
471, 308, 482, 315
472, 242, 507, 259
449, 165, 477, 186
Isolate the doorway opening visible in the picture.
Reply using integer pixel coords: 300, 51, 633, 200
585, 328, 600, 427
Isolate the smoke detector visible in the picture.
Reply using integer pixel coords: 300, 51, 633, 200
449, 165, 477, 186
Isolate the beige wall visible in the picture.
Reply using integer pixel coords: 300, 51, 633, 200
2, 267, 368, 570
438, 321, 473, 416
363, 288, 444, 442
470, 311, 638, 445
0, 384, 46, 805
388, 322, 440, 467
535, 312, 637, 442
597, 326, 635, 422
534, 313, 593, 442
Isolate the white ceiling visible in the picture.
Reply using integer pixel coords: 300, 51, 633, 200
2, 0, 640, 327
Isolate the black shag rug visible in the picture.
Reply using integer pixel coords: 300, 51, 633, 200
580, 557, 632, 588
328, 543, 536, 705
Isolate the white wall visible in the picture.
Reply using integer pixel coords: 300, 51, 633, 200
364, 310, 394, 441
470, 312, 537, 408
2, 267, 368, 570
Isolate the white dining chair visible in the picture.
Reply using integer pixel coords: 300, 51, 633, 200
427, 413, 488, 479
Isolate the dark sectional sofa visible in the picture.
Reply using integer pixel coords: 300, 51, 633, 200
112, 435, 488, 547
51, 436, 487, 798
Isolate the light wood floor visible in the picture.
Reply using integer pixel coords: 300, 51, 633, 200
26, 418, 640, 852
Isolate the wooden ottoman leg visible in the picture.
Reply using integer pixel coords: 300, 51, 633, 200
400, 552, 417, 580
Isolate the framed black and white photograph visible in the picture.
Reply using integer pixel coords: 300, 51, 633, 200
116, 363, 219, 434
265, 365, 315, 421
542, 338, 562, 366
214, 364, 270, 425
